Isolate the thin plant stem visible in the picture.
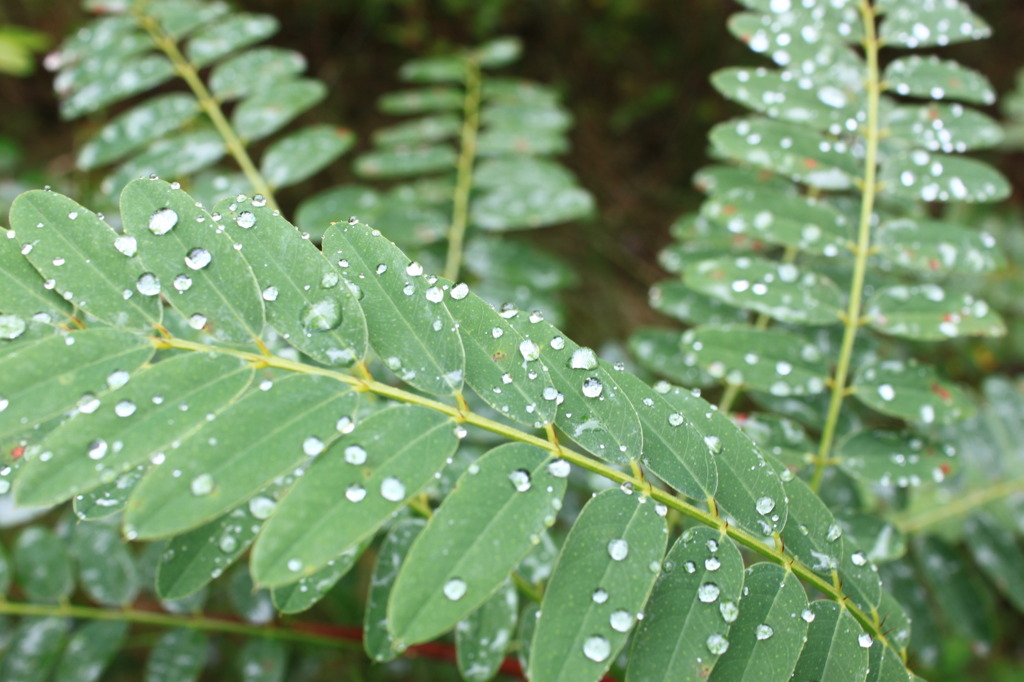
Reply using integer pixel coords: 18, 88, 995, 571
810, 0, 881, 493
442, 58, 482, 282
134, 10, 280, 212
894, 478, 1024, 534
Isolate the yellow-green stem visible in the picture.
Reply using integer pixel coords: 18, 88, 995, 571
442, 58, 482, 282
810, 0, 881, 493
135, 10, 280, 213
155, 334, 900, 657
894, 478, 1024, 534
0, 600, 358, 650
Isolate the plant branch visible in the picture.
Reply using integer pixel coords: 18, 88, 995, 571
154, 334, 903, 658
442, 57, 482, 282
810, 0, 881, 493
134, 9, 280, 212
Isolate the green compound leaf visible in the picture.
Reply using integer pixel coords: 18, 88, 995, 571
16, 352, 252, 507
615, 372, 717, 500
373, 114, 461, 147
728, 7, 864, 75
626, 527, 744, 682
839, 512, 907, 564
878, 150, 1010, 203
0, 230, 72, 321
388, 443, 567, 646
445, 284, 557, 428
364, 519, 425, 662
711, 66, 859, 133
14, 526, 74, 603
378, 87, 464, 115
354, 145, 458, 178
71, 522, 139, 606
462, 237, 578, 292
231, 78, 327, 142
124, 374, 359, 539
878, 0, 990, 49
1, 329, 154, 446
506, 314, 643, 464
295, 185, 381, 238
208, 47, 306, 101
683, 325, 830, 397
684, 257, 844, 325
399, 53, 467, 84
0, 617, 70, 682
271, 537, 371, 614
866, 284, 1004, 340
323, 221, 465, 396
76, 93, 199, 170
474, 36, 522, 68
216, 195, 367, 367
648, 281, 747, 326
102, 128, 227, 196
60, 54, 175, 120
866, 640, 911, 682
873, 218, 1003, 275
883, 55, 996, 105
10, 190, 162, 329
661, 385, 788, 537
775, 465, 843, 579
629, 327, 715, 389
914, 536, 994, 646
838, 430, 953, 489
260, 124, 355, 189
146, 0, 231, 39
474, 156, 578, 189
963, 514, 1024, 615
790, 601, 869, 682
886, 103, 1003, 153
701, 187, 849, 256
853, 359, 974, 426
252, 404, 456, 588
837, 536, 883, 614
476, 128, 568, 156
456, 580, 518, 682
184, 12, 279, 67
145, 628, 207, 682
121, 178, 264, 344
53, 621, 128, 682
73, 467, 147, 521
528, 488, 667, 682
482, 102, 573, 134
471, 185, 594, 231
709, 118, 859, 190
707, 563, 809, 682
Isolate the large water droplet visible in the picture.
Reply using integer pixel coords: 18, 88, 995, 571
235, 211, 256, 229
149, 208, 178, 235
569, 347, 598, 370
380, 477, 406, 502
668, 412, 684, 427
106, 370, 130, 389
450, 282, 469, 300
592, 588, 609, 604
519, 340, 540, 361
607, 538, 629, 561
249, 496, 276, 519
345, 484, 367, 502
858, 633, 872, 648
87, 439, 108, 460
173, 274, 193, 292
720, 601, 739, 623
114, 400, 137, 417
547, 459, 570, 478
509, 469, 532, 492
609, 610, 633, 633
755, 623, 774, 640
185, 247, 212, 270
582, 636, 610, 662
755, 496, 775, 515
77, 393, 101, 414
698, 583, 721, 603
262, 286, 279, 302
706, 633, 729, 654
443, 578, 467, 601
800, 608, 815, 623
191, 473, 214, 496
303, 437, 325, 456
136, 272, 161, 296
581, 377, 604, 398
114, 235, 138, 256
301, 298, 342, 333
188, 313, 207, 330
344, 445, 367, 465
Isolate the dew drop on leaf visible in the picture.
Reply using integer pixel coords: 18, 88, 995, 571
344, 445, 367, 465
190, 473, 214, 496
519, 340, 540, 361
87, 439, 108, 460
443, 578, 467, 601
609, 610, 633, 632
858, 633, 873, 648
301, 298, 343, 333
185, 248, 212, 270
592, 588, 609, 604
136, 272, 161, 296
581, 377, 604, 398
77, 393, 100, 414
380, 477, 406, 502
607, 538, 629, 561
509, 469, 532, 492
114, 235, 137, 257
720, 601, 739, 623
668, 412, 684, 427
287, 558, 303, 572
106, 370, 130, 389
755, 496, 776, 515
698, 583, 721, 603
755, 623, 774, 640
582, 635, 611, 662
188, 313, 207, 330
345, 484, 367, 503
706, 633, 729, 654
450, 282, 469, 300
248, 496, 276, 519
569, 347, 598, 370
148, 208, 178, 235
705, 557, 721, 571
303, 437, 325, 456
235, 211, 256, 229
262, 286, 279, 302
801, 608, 815, 623
173, 274, 193, 292
114, 400, 136, 417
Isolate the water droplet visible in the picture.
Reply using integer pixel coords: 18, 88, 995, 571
519, 340, 540, 361
87, 439, 108, 460
443, 578, 467, 601
450, 282, 469, 300
287, 558, 303, 572
592, 588, 609, 604
344, 445, 367, 465
877, 384, 895, 401
219, 534, 238, 553
668, 412, 684, 427
173, 274, 193, 292
136, 272, 161, 296
547, 459, 570, 478
509, 469, 532, 492
188, 313, 207, 330
705, 557, 721, 571
609, 610, 633, 633
106, 370, 130, 389
550, 336, 565, 350
235, 211, 256, 228
262, 286, 279, 302
801, 608, 815, 623
77, 393, 101, 414
380, 477, 406, 502
114, 235, 137, 256
114, 400, 137, 417
301, 298, 342, 332
406, 261, 424, 276
345, 484, 367, 502
755, 623, 774, 640
706, 633, 729, 654
858, 633, 872, 648
850, 551, 867, 566
185, 248, 212, 270
149, 208, 178, 235
698, 583, 720, 603
582, 636, 611, 662
581, 377, 604, 398
249, 496, 276, 519
704, 435, 722, 454
191, 473, 214, 496
826, 524, 842, 542
425, 287, 444, 303
607, 538, 629, 561
719, 601, 739, 623
303, 437, 325, 456
569, 347, 598, 370
755, 496, 775, 515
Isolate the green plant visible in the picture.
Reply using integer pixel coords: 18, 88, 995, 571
0, 1, 1021, 681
